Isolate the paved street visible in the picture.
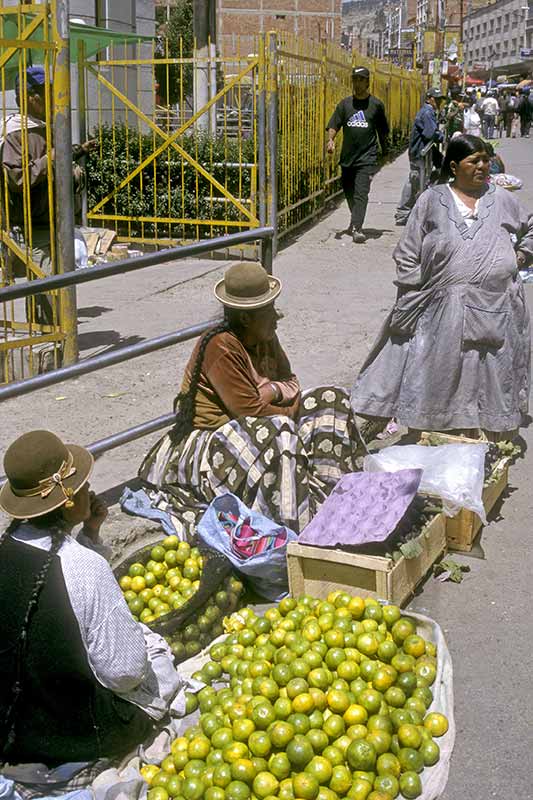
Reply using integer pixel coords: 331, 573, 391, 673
2, 138, 533, 798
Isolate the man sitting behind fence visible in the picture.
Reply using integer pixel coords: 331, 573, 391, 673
0, 66, 94, 325
395, 88, 445, 226
139, 262, 368, 536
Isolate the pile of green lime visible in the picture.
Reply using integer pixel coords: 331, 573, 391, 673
167, 574, 245, 662
119, 536, 205, 624
141, 591, 449, 800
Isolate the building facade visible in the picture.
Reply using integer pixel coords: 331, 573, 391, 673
217, 0, 342, 56
383, 0, 417, 67
414, 0, 463, 68
463, 0, 533, 78
342, 0, 386, 58
3, 0, 155, 131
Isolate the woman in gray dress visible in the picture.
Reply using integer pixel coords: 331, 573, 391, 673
351, 134, 532, 436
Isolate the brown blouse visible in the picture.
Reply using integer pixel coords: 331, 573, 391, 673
181, 330, 301, 429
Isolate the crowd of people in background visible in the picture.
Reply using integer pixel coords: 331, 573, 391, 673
445, 84, 533, 142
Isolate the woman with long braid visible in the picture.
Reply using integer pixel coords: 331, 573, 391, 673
139, 261, 365, 535
0, 431, 181, 789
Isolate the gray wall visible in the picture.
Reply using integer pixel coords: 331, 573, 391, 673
1, 0, 156, 139
71, 0, 156, 140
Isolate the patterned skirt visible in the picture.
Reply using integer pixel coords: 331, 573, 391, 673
139, 386, 363, 535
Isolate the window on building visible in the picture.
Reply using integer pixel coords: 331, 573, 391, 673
511, 37, 518, 52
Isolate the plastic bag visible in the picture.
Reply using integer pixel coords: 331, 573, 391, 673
364, 443, 488, 523
197, 493, 297, 601
74, 228, 89, 269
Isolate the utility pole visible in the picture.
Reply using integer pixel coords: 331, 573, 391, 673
193, 0, 216, 131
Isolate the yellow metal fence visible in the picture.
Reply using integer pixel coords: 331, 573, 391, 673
0, 21, 423, 384
83, 33, 423, 244
82, 36, 262, 246
276, 35, 424, 235
0, 1, 64, 384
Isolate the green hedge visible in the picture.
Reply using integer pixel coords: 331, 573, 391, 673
86, 124, 257, 240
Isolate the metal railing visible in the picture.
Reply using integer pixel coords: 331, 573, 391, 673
0, 226, 274, 456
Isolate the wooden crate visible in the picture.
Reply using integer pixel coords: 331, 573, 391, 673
445, 462, 509, 552
287, 513, 446, 608
419, 431, 510, 552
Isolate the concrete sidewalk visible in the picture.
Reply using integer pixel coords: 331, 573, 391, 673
2, 139, 533, 798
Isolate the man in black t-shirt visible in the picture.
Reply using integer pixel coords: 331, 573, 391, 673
327, 66, 389, 243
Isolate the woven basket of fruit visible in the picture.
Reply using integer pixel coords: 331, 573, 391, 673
114, 533, 245, 652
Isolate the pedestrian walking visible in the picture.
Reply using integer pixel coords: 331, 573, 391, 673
326, 66, 390, 244
463, 97, 482, 137
518, 89, 532, 137
444, 86, 464, 141
503, 91, 520, 137
351, 134, 532, 438
481, 90, 499, 139
395, 88, 445, 226
474, 90, 485, 133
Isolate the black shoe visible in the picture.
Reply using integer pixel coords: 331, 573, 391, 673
352, 229, 366, 244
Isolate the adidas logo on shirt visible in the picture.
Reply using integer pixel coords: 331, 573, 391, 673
347, 111, 368, 128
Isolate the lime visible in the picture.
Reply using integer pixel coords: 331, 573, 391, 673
346, 739, 377, 772
399, 771, 422, 799
286, 735, 314, 768
253, 772, 279, 799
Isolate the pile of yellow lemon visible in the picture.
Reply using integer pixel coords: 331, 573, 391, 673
119, 536, 204, 625
141, 591, 449, 800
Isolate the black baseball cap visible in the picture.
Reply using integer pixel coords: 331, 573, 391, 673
352, 66, 370, 79
426, 88, 445, 99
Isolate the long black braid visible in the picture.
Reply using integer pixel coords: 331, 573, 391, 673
170, 308, 246, 445
0, 516, 65, 758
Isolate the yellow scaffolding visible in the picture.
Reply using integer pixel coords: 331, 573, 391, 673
0, 2, 64, 384
82, 36, 261, 246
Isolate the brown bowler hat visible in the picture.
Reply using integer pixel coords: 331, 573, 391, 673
213, 261, 282, 310
0, 430, 93, 519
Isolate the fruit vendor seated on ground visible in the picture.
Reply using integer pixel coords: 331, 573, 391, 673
139, 261, 372, 536
0, 431, 182, 788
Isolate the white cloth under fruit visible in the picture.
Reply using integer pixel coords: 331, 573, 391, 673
11, 523, 182, 721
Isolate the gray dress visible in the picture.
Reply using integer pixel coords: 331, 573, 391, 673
351, 183, 533, 432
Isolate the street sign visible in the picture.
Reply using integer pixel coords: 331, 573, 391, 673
520, 48, 533, 57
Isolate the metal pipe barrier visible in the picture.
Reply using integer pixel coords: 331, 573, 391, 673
0, 320, 217, 402
0, 227, 274, 304
87, 413, 176, 457
1, 227, 274, 462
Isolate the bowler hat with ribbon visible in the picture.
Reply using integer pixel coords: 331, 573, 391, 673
0, 430, 93, 519
214, 261, 282, 310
